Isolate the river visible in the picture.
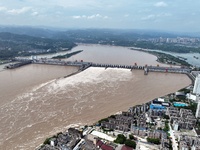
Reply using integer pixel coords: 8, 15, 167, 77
19, 44, 200, 67
140, 48, 200, 67
0, 44, 191, 149
17, 44, 171, 67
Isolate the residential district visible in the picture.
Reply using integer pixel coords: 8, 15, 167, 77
137, 37, 200, 47
38, 72, 200, 150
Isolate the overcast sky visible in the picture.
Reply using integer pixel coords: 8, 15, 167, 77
0, 0, 199, 32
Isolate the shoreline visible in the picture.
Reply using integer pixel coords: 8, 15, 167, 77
129, 47, 191, 67
6, 43, 190, 68
36, 67, 192, 149
75, 43, 193, 67
37, 82, 193, 150
0, 66, 190, 149
1, 44, 199, 69
0, 44, 194, 149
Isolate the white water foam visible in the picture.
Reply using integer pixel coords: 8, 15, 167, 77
47, 67, 133, 93
0, 67, 134, 149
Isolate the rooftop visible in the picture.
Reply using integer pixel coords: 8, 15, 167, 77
91, 130, 115, 142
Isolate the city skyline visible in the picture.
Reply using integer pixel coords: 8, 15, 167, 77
0, 0, 200, 32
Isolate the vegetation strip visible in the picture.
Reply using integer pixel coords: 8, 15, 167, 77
52, 50, 83, 59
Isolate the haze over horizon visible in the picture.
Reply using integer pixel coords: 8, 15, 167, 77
0, 0, 200, 32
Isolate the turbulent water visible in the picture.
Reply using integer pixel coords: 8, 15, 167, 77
0, 66, 191, 149
0, 45, 191, 149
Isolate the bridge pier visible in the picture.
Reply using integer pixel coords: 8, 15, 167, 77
144, 67, 148, 75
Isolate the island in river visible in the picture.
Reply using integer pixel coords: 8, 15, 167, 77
52, 50, 83, 59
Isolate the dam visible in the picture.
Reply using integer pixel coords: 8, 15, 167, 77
5, 58, 191, 75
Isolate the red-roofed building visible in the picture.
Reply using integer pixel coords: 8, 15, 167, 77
121, 145, 133, 150
96, 139, 114, 150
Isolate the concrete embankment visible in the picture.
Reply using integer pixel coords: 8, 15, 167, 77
64, 63, 92, 78
4, 61, 32, 69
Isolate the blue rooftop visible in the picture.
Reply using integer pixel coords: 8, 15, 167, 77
173, 102, 188, 107
150, 104, 166, 110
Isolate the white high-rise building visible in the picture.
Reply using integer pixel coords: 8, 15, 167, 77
196, 96, 200, 118
193, 74, 200, 95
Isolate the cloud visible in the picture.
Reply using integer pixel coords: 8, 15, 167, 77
0, 6, 33, 15
7, 7, 32, 15
72, 14, 108, 19
72, 15, 81, 19
31, 11, 39, 16
154, 1, 168, 7
0, 0, 199, 32
87, 14, 101, 19
142, 14, 155, 20
142, 13, 171, 20
0, 6, 7, 11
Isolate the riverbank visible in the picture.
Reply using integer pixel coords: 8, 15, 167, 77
34, 67, 191, 150
38, 82, 197, 150
11, 44, 190, 68
0, 45, 192, 149
130, 48, 191, 67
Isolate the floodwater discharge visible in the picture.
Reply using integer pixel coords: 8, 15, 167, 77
0, 45, 191, 149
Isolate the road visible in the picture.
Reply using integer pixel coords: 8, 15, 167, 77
168, 123, 178, 150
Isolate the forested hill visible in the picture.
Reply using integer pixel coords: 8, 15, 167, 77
0, 27, 200, 60
53, 29, 200, 53
0, 32, 76, 60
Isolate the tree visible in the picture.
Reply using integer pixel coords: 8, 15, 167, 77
129, 134, 134, 140
98, 118, 109, 124
163, 121, 169, 132
43, 138, 51, 145
164, 115, 170, 120
147, 138, 161, 145
114, 134, 127, 144
124, 139, 136, 149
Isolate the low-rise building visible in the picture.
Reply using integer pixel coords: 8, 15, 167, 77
131, 125, 146, 137
179, 135, 200, 150
150, 109, 166, 118
101, 114, 134, 132
38, 128, 84, 150
148, 130, 166, 139
168, 108, 197, 130
96, 139, 114, 150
